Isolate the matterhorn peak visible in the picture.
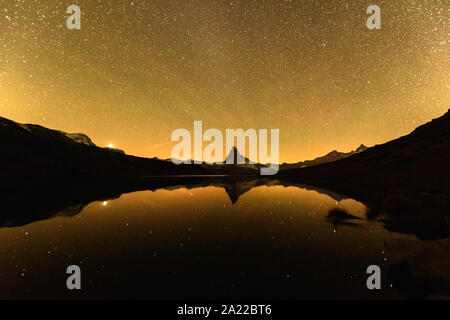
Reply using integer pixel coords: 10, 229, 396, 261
225, 146, 247, 164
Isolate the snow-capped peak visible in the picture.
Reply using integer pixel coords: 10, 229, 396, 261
60, 132, 96, 147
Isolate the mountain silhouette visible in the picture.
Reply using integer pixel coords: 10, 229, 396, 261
0, 175, 349, 228
200, 146, 261, 175
0, 116, 209, 178
278, 109, 450, 194
225, 146, 250, 164
280, 144, 368, 170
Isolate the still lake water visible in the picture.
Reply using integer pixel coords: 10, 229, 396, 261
0, 184, 428, 299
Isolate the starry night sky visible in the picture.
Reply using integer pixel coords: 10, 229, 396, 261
0, 0, 448, 162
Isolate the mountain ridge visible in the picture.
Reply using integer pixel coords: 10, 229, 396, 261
0, 116, 209, 178
280, 144, 369, 170
278, 109, 450, 195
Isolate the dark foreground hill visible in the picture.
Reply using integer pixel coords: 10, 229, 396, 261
0, 116, 210, 178
278, 109, 450, 195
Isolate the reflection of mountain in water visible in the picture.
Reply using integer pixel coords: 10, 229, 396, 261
0, 176, 350, 228
2, 176, 449, 298
1, 175, 448, 241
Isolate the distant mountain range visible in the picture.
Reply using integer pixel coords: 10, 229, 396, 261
280, 144, 368, 170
